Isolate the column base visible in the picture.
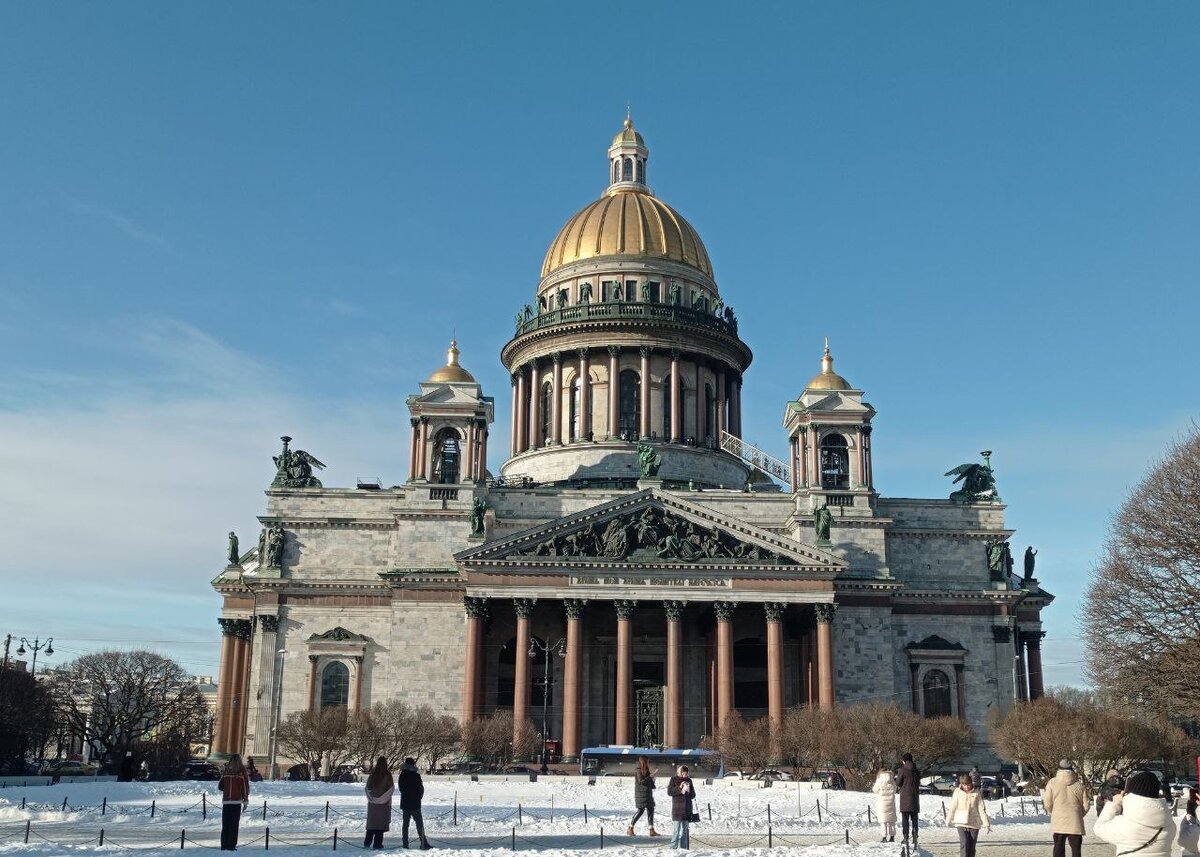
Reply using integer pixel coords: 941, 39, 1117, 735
560, 755, 579, 764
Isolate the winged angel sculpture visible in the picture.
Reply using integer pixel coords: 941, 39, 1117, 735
944, 451, 999, 503
271, 435, 325, 489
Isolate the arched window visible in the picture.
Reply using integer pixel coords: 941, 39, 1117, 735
734, 637, 768, 709
619, 370, 640, 439
819, 434, 850, 489
432, 427, 461, 484
612, 161, 618, 184
540, 381, 552, 445
320, 661, 349, 709
922, 669, 953, 718
569, 377, 580, 441
704, 384, 715, 444
636, 159, 645, 183
622, 157, 633, 182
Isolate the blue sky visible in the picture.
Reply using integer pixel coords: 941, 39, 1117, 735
1, 2, 1197, 687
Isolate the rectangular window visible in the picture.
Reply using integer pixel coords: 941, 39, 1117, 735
648, 282, 660, 303
625, 280, 637, 302
602, 280, 617, 302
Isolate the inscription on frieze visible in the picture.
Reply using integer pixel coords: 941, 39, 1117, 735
570, 575, 732, 588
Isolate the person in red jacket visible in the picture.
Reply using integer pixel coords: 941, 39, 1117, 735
218, 754, 251, 851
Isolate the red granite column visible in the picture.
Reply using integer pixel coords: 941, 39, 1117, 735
212, 622, 237, 756
765, 603, 785, 733
638, 347, 651, 439
715, 370, 727, 440
669, 350, 681, 443
715, 601, 736, 729
614, 600, 635, 744
694, 363, 703, 443
409, 418, 421, 482
529, 361, 543, 449
664, 601, 684, 749
578, 348, 591, 441
799, 428, 809, 487
862, 425, 874, 489
1027, 632, 1045, 700
418, 418, 430, 480
510, 374, 519, 456
512, 599, 535, 744
789, 437, 799, 492
550, 353, 563, 445
562, 599, 586, 761
607, 347, 620, 438
461, 598, 489, 723
228, 622, 251, 754
815, 604, 836, 710
515, 369, 528, 453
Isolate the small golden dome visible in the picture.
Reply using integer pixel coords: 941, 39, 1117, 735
428, 340, 476, 383
612, 117, 645, 147
541, 190, 713, 279
805, 341, 852, 391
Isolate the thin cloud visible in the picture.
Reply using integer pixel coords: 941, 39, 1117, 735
60, 193, 167, 247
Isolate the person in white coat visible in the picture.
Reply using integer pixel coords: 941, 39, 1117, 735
945, 774, 991, 857
872, 768, 898, 842
1094, 771, 1176, 857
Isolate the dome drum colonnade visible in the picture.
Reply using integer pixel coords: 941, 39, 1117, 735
500, 119, 752, 487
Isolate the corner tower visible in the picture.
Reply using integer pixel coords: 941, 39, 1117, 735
407, 341, 494, 484
500, 119, 753, 488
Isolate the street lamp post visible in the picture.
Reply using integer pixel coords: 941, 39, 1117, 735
267, 649, 287, 780
17, 637, 53, 674
528, 637, 566, 775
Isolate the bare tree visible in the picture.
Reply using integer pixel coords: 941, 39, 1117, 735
777, 706, 827, 777
822, 703, 971, 789
50, 650, 208, 764
275, 707, 352, 772
1082, 427, 1200, 717
0, 665, 59, 766
705, 712, 773, 774
460, 711, 537, 769
410, 706, 461, 773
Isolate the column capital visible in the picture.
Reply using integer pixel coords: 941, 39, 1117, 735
607, 345, 620, 357
714, 601, 738, 622
563, 598, 588, 619
463, 596, 491, 619
614, 599, 637, 619
231, 619, 253, 640
512, 598, 536, 618
256, 614, 280, 634
218, 617, 240, 637
861, 424, 873, 436
1021, 630, 1046, 648
813, 603, 837, 624
639, 346, 652, 359
309, 654, 320, 665
670, 348, 681, 360
577, 347, 589, 359
511, 373, 520, 387
552, 351, 563, 365
763, 602, 786, 623
410, 417, 420, 428
797, 425, 808, 434
663, 600, 686, 621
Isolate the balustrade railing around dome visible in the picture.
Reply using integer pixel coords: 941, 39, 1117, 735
513, 300, 739, 338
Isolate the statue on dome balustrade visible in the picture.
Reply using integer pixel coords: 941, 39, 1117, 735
556, 289, 568, 310
668, 280, 681, 305
579, 282, 592, 304
640, 281, 651, 303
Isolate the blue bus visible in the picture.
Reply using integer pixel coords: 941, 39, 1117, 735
579, 747, 724, 779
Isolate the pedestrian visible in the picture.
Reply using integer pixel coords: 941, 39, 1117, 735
1180, 790, 1199, 857
872, 767, 898, 842
309, 758, 319, 781
138, 759, 150, 781
895, 752, 922, 846
320, 751, 332, 782
627, 755, 660, 837
1094, 771, 1176, 857
363, 756, 394, 850
1097, 770, 1124, 815
945, 773, 991, 857
217, 754, 250, 852
398, 756, 431, 849
970, 765, 982, 791
667, 764, 698, 850
118, 751, 134, 783
1044, 759, 1089, 857
1187, 787, 1199, 821
245, 757, 262, 783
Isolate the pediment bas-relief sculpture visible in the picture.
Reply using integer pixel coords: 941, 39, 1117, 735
307, 626, 371, 643
516, 505, 795, 565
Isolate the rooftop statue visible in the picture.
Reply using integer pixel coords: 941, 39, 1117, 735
813, 503, 832, 544
1024, 546, 1037, 580
470, 497, 487, 537
945, 451, 1000, 503
637, 443, 662, 478
271, 436, 325, 489
227, 531, 240, 566
986, 539, 1013, 582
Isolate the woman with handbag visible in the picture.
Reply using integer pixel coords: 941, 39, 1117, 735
363, 756, 395, 850
944, 773, 991, 857
667, 764, 699, 850
627, 756, 660, 837
1094, 772, 1176, 857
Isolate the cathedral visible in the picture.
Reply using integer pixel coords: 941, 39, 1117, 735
210, 119, 1052, 770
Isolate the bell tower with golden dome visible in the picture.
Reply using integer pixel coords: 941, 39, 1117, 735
407, 340, 494, 484
500, 118, 753, 488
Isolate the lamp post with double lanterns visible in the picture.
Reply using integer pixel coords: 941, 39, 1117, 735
528, 636, 565, 775
17, 637, 53, 674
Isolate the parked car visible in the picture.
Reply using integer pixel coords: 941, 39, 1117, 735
919, 774, 957, 796
0, 760, 39, 777
1169, 779, 1197, 799
41, 760, 98, 777
500, 765, 537, 775
980, 776, 1012, 799
179, 760, 221, 781
811, 769, 844, 789
751, 769, 794, 782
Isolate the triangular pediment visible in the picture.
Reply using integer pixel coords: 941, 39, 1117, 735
456, 489, 846, 572
410, 384, 484, 405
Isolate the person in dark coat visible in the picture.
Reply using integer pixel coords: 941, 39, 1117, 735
363, 757, 394, 850
1096, 770, 1125, 815
627, 756, 660, 837
895, 753, 922, 846
667, 764, 698, 850
217, 754, 250, 852
397, 756, 431, 849
118, 752, 135, 783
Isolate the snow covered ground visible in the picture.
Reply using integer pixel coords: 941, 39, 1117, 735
0, 776, 1058, 856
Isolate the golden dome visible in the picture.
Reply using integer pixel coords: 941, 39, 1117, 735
428, 340, 476, 383
541, 190, 713, 279
612, 117, 644, 147
805, 342, 852, 391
